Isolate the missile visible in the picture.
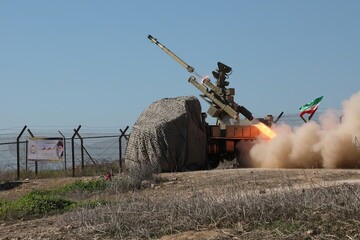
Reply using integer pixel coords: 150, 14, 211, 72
188, 76, 239, 120
148, 35, 194, 73
202, 77, 222, 96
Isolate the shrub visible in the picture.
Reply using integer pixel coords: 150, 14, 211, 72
0, 190, 75, 220
0, 179, 111, 221
58, 179, 109, 193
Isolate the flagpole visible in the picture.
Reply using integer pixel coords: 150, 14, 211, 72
300, 115, 307, 123
308, 111, 316, 121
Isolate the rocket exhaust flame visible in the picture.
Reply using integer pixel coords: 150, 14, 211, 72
255, 122, 276, 139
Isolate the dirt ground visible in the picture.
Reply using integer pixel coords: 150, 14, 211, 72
1, 167, 360, 240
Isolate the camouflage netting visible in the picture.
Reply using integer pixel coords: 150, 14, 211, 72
125, 96, 208, 173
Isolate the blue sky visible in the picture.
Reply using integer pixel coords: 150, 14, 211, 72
1, 1, 359, 130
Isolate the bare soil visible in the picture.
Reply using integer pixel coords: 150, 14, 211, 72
1, 167, 360, 239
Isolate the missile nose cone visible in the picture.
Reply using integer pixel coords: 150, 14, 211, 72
148, 34, 158, 44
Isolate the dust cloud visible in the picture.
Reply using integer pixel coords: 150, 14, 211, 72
249, 91, 360, 169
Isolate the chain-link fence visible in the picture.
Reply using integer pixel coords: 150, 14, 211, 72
0, 125, 130, 180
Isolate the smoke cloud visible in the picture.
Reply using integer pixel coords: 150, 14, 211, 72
249, 91, 360, 169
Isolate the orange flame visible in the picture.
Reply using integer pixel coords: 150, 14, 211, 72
255, 122, 276, 139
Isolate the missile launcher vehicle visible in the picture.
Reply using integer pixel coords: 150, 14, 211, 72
148, 35, 282, 168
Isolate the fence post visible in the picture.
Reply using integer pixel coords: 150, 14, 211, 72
16, 125, 27, 180
59, 131, 66, 170
73, 134, 96, 166
119, 126, 129, 173
71, 125, 81, 177
74, 131, 85, 173
27, 129, 38, 177
25, 140, 28, 172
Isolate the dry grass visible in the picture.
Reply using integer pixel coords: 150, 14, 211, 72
1, 167, 360, 239
75, 175, 360, 239
0, 162, 120, 182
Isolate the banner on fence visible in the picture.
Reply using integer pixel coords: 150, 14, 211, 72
27, 137, 64, 161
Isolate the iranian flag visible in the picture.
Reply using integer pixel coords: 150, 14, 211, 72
299, 96, 323, 117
